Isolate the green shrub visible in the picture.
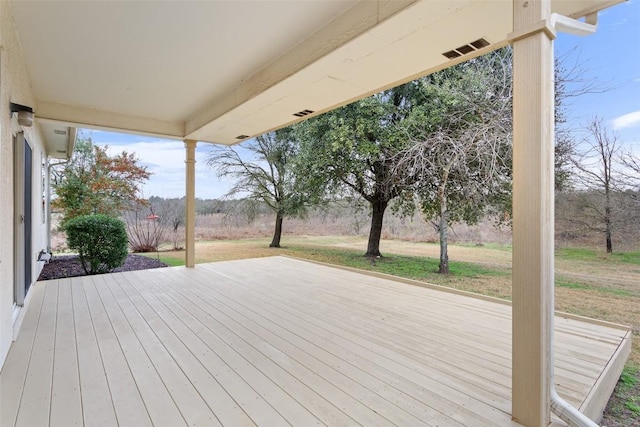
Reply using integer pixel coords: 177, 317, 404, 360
65, 214, 128, 275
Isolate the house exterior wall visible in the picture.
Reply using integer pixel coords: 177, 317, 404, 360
0, 1, 49, 368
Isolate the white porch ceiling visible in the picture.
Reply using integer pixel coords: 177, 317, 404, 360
9, 0, 623, 150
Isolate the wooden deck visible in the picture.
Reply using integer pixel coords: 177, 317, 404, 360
0, 256, 631, 427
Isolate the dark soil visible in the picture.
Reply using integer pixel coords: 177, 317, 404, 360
37, 254, 167, 281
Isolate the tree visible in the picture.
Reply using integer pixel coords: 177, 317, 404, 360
621, 149, 640, 196
570, 116, 623, 253
291, 47, 593, 262
294, 84, 419, 257
393, 49, 513, 273
206, 130, 305, 248
52, 136, 150, 226
554, 48, 613, 192
554, 55, 577, 192
153, 196, 186, 250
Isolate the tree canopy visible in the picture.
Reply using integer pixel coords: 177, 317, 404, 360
293, 84, 420, 256
52, 136, 150, 226
293, 49, 513, 261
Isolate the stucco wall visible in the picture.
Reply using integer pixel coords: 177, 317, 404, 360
0, 1, 49, 368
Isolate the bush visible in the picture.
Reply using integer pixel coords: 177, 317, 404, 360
65, 214, 128, 274
122, 208, 166, 253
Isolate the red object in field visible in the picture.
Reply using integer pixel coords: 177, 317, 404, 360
147, 214, 159, 220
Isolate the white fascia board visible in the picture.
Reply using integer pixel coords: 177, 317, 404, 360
184, 0, 626, 146
37, 101, 185, 140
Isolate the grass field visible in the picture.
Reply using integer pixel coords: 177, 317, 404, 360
144, 236, 639, 425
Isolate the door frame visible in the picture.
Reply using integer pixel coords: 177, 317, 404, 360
13, 132, 33, 306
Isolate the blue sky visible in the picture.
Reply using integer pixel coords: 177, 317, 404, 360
89, 131, 231, 199
90, 0, 640, 199
554, 0, 640, 144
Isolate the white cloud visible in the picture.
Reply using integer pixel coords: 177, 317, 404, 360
612, 111, 640, 130
95, 139, 232, 199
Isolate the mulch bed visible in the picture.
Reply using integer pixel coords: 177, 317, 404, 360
37, 254, 167, 281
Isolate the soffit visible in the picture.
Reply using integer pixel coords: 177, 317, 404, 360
39, 121, 76, 159
8, 0, 624, 147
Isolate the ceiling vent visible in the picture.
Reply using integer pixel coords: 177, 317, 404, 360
53, 129, 67, 136
443, 38, 490, 60
236, 134, 250, 140
293, 109, 314, 117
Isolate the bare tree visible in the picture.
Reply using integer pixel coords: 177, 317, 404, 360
207, 131, 305, 248
570, 116, 623, 253
620, 148, 640, 193
393, 49, 512, 274
619, 149, 640, 237
153, 197, 185, 250
395, 127, 511, 273
554, 48, 614, 192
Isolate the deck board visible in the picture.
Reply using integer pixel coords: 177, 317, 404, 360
194, 262, 515, 425
49, 279, 83, 427
72, 276, 118, 427
105, 272, 222, 426
117, 271, 291, 426
1, 256, 630, 427
135, 269, 429, 427
15, 280, 58, 427
82, 275, 153, 427
92, 273, 188, 427
0, 279, 46, 427
112, 272, 255, 426
166, 268, 487, 426
120, 271, 326, 427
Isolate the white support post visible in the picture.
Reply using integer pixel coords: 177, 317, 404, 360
184, 139, 197, 268
511, 0, 555, 426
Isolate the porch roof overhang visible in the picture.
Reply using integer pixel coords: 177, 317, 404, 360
9, 0, 622, 152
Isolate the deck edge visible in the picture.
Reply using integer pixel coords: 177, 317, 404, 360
279, 255, 632, 331
280, 255, 514, 305
579, 329, 633, 423
553, 311, 632, 331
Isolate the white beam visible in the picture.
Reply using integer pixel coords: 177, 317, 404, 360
37, 101, 185, 140
183, 0, 417, 140
184, 139, 197, 268
511, 0, 555, 426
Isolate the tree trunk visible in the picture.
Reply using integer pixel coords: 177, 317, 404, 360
366, 198, 388, 257
270, 212, 284, 248
605, 203, 612, 253
439, 197, 449, 274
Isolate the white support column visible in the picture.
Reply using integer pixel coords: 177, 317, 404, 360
184, 139, 197, 268
511, 0, 555, 426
